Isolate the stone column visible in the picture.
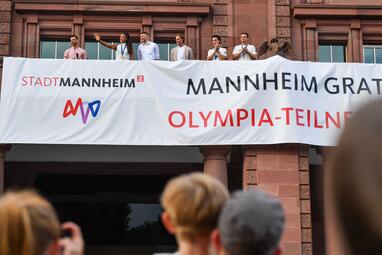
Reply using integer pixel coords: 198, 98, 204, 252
242, 144, 312, 255
267, 0, 277, 39
186, 16, 198, 57
142, 15, 153, 38
301, 19, 318, 62
73, 15, 84, 47
0, 144, 10, 194
347, 19, 362, 63
275, 0, 291, 42
212, 1, 229, 54
0, 0, 11, 59
200, 145, 231, 186
25, 14, 39, 58
0, 0, 12, 94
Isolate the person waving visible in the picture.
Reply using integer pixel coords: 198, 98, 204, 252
94, 32, 134, 60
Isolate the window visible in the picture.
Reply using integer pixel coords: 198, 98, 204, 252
85, 41, 117, 60
41, 40, 176, 61
40, 41, 70, 59
158, 43, 177, 61
363, 46, 382, 64
40, 40, 116, 60
318, 45, 346, 62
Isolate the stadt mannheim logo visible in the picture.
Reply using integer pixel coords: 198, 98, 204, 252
21, 74, 145, 125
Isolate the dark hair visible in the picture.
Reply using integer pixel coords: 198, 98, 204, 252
241, 32, 249, 37
121, 32, 133, 56
70, 35, 78, 40
121, 32, 130, 40
330, 99, 382, 255
219, 190, 284, 255
212, 35, 222, 42
176, 34, 185, 41
140, 31, 149, 36
270, 38, 278, 44
257, 40, 269, 58
277, 41, 292, 58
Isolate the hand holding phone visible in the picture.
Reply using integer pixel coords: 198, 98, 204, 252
59, 222, 84, 255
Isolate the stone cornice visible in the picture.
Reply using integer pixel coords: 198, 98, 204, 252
14, 0, 211, 15
293, 4, 382, 18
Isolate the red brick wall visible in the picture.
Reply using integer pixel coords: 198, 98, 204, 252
243, 144, 313, 255
276, 0, 291, 43
0, 0, 12, 93
228, 0, 269, 56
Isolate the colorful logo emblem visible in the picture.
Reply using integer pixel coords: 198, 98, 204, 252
63, 98, 101, 124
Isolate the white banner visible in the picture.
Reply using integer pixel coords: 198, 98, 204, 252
0, 56, 381, 146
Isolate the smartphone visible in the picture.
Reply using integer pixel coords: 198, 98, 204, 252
61, 228, 72, 238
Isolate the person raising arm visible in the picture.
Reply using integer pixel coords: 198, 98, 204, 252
94, 32, 134, 60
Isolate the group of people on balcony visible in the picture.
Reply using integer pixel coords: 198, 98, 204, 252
63, 31, 291, 61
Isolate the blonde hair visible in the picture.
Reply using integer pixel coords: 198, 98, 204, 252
0, 190, 60, 255
161, 173, 229, 240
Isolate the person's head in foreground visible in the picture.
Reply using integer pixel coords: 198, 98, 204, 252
160, 172, 229, 255
0, 190, 84, 255
329, 99, 382, 255
212, 189, 285, 255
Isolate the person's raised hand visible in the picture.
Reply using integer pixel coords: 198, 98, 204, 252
94, 33, 101, 42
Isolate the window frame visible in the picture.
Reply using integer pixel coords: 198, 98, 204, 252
363, 45, 382, 64
318, 44, 347, 63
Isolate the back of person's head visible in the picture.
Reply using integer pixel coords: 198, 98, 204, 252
218, 189, 284, 255
330, 99, 382, 255
277, 41, 291, 53
0, 190, 60, 255
270, 38, 278, 44
277, 41, 292, 59
160, 172, 229, 241
258, 41, 269, 59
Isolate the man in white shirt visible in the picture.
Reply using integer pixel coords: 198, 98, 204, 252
170, 34, 193, 61
207, 35, 227, 61
232, 32, 257, 61
137, 32, 160, 60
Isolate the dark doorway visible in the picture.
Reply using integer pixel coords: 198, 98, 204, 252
36, 174, 177, 255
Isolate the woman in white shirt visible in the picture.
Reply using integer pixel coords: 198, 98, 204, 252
94, 32, 134, 60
